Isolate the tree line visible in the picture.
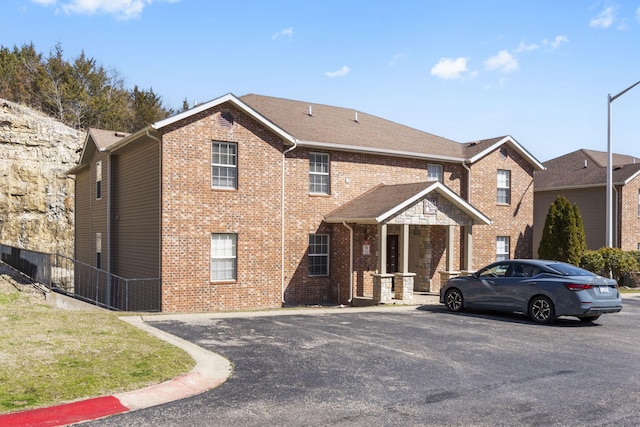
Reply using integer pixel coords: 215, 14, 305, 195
0, 42, 188, 133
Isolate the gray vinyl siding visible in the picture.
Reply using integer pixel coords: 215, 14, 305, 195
533, 187, 607, 254
74, 168, 91, 265
111, 138, 160, 279
91, 152, 109, 270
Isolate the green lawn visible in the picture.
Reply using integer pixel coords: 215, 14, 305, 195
0, 275, 194, 414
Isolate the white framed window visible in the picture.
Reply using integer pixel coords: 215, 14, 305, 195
211, 234, 237, 281
96, 232, 102, 269
309, 234, 329, 276
309, 152, 330, 194
212, 142, 237, 189
427, 164, 443, 182
96, 160, 102, 199
496, 236, 510, 261
497, 170, 511, 204
637, 189, 640, 217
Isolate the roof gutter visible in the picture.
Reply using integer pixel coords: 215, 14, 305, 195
282, 138, 298, 304
296, 140, 465, 163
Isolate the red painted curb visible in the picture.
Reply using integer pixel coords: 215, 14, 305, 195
0, 395, 129, 426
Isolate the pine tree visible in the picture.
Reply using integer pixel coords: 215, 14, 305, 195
538, 196, 587, 264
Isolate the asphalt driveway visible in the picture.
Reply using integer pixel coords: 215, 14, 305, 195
85, 298, 640, 426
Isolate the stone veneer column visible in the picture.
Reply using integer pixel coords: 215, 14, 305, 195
372, 273, 394, 303
394, 272, 415, 303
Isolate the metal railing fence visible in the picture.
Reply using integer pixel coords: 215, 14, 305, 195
0, 244, 161, 312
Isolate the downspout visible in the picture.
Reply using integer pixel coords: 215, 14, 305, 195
282, 140, 298, 304
342, 221, 354, 303
461, 160, 471, 203
145, 129, 162, 282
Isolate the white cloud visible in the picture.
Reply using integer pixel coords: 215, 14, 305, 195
590, 6, 615, 28
543, 35, 569, 50
514, 42, 539, 53
484, 50, 518, 73
389, 52, 406, 67
430, 57, 469, 80
272, 27, 294, 40
31, 0, 178, 20
325, 66, 350, 78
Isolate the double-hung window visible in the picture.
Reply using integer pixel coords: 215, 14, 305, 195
496, 236, 510, 261
212, 142, 237, 189
497, 170, 511, 204
427, 164, 443, 182
309, 153, 330, 195
96, 160, 102, 199
211, 233, 237, 281
309, 234, 329, 276
96, 233, 102, 269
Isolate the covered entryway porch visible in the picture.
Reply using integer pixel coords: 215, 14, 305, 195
324, 181, 491, 305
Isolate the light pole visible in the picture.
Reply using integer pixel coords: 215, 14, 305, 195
606, 80, 640, 247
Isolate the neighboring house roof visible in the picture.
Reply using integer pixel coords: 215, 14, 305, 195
323, 181, 491, 225
535, 149, 640, 190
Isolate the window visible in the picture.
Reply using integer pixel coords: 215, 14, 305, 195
427, 164, 443, 182
496, 236, 510, 261
96, 233, 102, 269
638, 189, 640, 217
212, 142, 237, 189
96, 160, 102, 199
309, 234, 329, 276
309, 153, 330, 194
497, 170, 511, 204
211, 234, 237, 281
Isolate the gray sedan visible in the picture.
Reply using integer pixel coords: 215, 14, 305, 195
439, 259, 622, 324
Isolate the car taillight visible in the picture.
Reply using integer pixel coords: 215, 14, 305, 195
565, 283, 593, 291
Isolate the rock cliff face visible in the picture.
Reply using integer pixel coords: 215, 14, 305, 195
0, 99, 82, 257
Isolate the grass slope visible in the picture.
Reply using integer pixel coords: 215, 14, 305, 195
0, 267, 194, 414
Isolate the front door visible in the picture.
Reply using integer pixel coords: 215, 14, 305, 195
386, 235, 399, 274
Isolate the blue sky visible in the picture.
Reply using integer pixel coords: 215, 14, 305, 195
2, 0, 640, 162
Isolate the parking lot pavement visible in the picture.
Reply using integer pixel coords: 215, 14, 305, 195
84, 295, 640, 427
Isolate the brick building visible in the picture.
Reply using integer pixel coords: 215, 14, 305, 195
69, 93, 544, 312
534, 149, 640, 253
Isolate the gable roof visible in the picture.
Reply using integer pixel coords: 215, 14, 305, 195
69, 93, 545, 172
463, 135, 545, 170
239, 94, 466, 162
67, 128, 130, 174
535, 149, 640, 190
323, 181, 491, 225
152, 93, 543, 167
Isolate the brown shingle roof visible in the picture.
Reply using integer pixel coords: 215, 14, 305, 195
535, 149, 640, 190
240, 94, 466, 160
324, 181, 491, 225
88, 128, 130, 151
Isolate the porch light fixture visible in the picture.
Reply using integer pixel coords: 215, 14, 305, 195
606, 80, 640, 247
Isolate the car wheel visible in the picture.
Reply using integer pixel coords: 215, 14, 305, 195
528, 295, 556, 324
578, 315, 601, 323
445, 288, 464, 312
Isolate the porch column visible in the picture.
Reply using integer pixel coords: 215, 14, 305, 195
378, 223, 387, 274
446, 225, 455, 272
400, 223, 409, 273
464, 226, 473, 273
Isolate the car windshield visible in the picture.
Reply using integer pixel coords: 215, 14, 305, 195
547, 263, 596, 277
